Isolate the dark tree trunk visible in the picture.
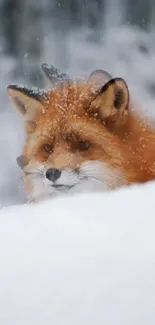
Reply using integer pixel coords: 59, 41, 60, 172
0, 0, 20, 56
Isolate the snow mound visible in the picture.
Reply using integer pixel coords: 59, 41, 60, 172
0, 181, 155, 325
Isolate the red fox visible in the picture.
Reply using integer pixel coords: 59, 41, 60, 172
7, 64, 155, 201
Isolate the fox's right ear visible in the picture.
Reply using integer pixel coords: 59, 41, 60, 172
7, 85, 46, 131
87, 69, 112, 88
88, 77, 129, 130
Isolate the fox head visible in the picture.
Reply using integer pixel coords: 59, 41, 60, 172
7, 65, 131, 201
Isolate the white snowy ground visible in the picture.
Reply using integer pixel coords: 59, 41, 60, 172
0, 182, 155, 325
1, 26, 155, 324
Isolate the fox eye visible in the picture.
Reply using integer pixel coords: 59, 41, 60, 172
78, 140, 90, 151
43, 143, 53, 153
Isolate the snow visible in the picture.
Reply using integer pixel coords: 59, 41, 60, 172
0, 181, 155, 324
1, 23, 155, 324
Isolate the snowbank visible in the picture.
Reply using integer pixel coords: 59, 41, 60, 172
0, 182, 155, 325
1, 24, 155, 325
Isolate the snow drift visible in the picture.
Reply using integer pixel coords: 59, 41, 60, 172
0, 181, 155, 325
1, 23, 155, 325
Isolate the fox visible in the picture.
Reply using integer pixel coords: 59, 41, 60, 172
7, 63, 155, 202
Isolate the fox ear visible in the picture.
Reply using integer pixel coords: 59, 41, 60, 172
87, 69, 112, 89
41, 63, 69, 87
7, 84, 45, 119
89, 77, 129, 129
7, 85, 46, 132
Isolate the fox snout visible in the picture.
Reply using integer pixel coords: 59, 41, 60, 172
45, 168, 61, 182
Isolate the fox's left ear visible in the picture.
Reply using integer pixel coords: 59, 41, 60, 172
7, 85, 45, 131
89, 77, 129, 129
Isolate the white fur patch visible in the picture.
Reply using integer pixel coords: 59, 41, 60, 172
24, 161, 125, 202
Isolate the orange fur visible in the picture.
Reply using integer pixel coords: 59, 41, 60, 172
7, 67, 155, 200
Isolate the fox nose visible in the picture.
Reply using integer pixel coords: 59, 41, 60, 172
46, 168, 61, 182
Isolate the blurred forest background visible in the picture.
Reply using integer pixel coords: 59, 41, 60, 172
0, 0, 155, 87
1, 0, 155, 206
